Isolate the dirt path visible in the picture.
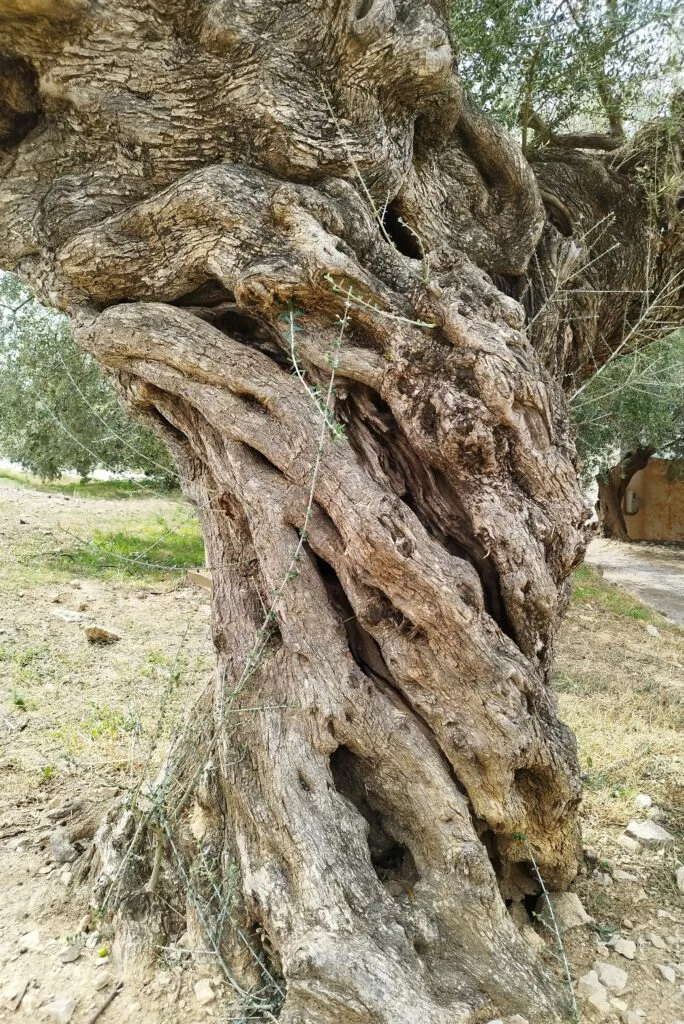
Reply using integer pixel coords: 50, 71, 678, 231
587, 539, 684, 626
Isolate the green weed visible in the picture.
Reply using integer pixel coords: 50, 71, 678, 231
47, 515, 204, 580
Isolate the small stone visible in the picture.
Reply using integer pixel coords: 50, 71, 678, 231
22, 990, 42, 1014
194, 979, 215, 1006
77, 915, 90, 933
94, 974, 111, 991
617, 834, 642, 854
586, 991, 611, 1016
58, 945, 81, 964
613, 869, 639, 882
59, 871, 72, 886
658, 964, 676, 983
19, 929, 41, 952
595, 871, 613, 886
613, 938, 637, 960
508, 902, 530, 929
39, 865, 54, 875
51, 608, 84, 623
84, 625, 121, 644
578, 970, 606, 999
46, 796, 62, 810
0, 978, 29, 1010
645, 624, 660, 637
50, 828, 78, 864
622, 1013, 645, 1024
584, 846, 600, 863
646, 805, 666, 822
634, 794, 652, 809
622, 919, 634, 929
578, 971, 610, 1016
677, 865, 684, 894
649, 931, 667, 949
535, 891, 593, 932
625, 819, 674, 846
42, 996, 77, 1023
594, 960, 628, 994
610, 999, 628, 1013
522, 925, 545, 953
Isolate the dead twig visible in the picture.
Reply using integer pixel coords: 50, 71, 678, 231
86, 981, 123, 1024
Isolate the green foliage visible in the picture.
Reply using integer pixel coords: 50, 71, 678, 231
452, 0, 681, 138
571, 330, 684, 480
0, 271, 176, 485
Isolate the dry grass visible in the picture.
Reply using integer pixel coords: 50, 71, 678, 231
555, 565, 683, 835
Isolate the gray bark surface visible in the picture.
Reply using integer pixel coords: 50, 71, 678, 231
0, 3, 682, 1021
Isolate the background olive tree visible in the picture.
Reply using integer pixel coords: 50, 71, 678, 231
570, 330, 684, 536
0, 271, 175, 483
452, 0, 682, 147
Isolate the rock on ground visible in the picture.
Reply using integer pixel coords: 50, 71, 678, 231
578, 970, 611, 1016
625, 819, 674, 846
84, 624, 121, 644
193, 979, 215, 1005
594, 960, 628, 994
612, 938, 637, 960
42, 996, 77, 1023
535, 892, 593, 932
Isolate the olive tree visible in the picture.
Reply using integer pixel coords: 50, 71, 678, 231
0, 2, 682, 1022
0, 271, 174, 481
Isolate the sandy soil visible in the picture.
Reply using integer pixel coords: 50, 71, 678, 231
0, 478, 682, 1024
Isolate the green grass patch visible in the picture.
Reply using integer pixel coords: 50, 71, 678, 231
0, 468, 177, 501
571, 564, 661, 623
48, 512, 204, 579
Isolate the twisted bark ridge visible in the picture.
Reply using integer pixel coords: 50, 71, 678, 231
1, 2, 681, 1022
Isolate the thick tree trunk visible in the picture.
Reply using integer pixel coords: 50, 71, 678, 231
0, 2, 682, 1021
597, 447, 654, 540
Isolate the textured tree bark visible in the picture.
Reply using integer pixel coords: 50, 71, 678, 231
0, 2, 682, 1021
597, 447, 654, 540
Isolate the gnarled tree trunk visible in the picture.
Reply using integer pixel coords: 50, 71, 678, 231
0, 3, 682, 1021
597, 446, 654, 540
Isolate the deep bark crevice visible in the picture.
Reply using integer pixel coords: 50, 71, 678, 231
342, 384, 518, 640
381, 203, 425, 260
330, 745, 421, 893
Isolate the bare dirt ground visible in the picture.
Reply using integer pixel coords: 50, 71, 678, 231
0, 477, 682, 1024
587, 539, 684, 627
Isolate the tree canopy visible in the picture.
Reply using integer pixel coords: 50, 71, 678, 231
572, 329, 684, 481
452, 0, 682, 145
0, 272, 174, 483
